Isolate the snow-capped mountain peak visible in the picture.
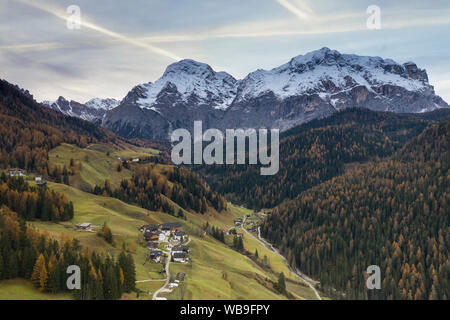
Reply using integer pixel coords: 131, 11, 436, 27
135, 59, 238, 111
236, 47, 430, 103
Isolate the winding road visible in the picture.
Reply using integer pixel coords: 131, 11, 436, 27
241, 215, 322, 300
152, 237, 191, 300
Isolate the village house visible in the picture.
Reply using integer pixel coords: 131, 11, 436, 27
173, 252, 187, 263
173, 230, 185, 242
76, 222, 92, 230
172, 245, 189, 254
161, 222, 182, 232
161, 222, 182, 235
177, 272, 186, 281
234, 219, 242, 227
236, 232, 244, 238
131, 158, 140, 162
220, 227, 229, 235
149, 249, 162, 262
8, 168, 26, 177
140, 224, 158, 233
144, 230, 159, 241
35, 175, 42, 182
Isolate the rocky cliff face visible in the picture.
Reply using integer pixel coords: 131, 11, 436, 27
65, 48, 450, 140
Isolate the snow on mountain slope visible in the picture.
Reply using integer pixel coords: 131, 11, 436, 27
42, 96, 119, 122
126, 47, 441, 115
236, 47, 429, 103
85, 98, 119, 111
136, 59, 237, 110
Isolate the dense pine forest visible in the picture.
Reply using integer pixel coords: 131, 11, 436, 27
261, 122, 450, 300
94, 164, 227, 215
197, 108, 450, 209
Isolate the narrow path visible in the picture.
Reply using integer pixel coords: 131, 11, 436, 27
241, 215, 322, 300
152, 252, 172, 300
136, 279, 166, 283
152, 237, 192, 300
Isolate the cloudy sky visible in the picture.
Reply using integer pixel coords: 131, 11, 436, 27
1, 0, 450, 103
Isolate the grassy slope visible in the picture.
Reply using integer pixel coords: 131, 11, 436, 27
0, 279, 73, 300
48, 143, 158, 190
2, 143, 318, 300
204, 205, 319, 300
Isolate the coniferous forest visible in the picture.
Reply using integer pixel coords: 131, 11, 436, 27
94, 164, 227, 214
197, 108, 450, 209
0, 204, 136, 299
261, 122, 450, 300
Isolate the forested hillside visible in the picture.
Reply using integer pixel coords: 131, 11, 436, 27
261, 122, 450, 300
94, 164, 227, 215
0, 205, 136, 299
197, 108, 450, 209
0, 80, 117, 174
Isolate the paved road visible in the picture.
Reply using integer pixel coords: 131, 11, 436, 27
152, 251, 171, 300
152, 237, 192, 300
241, 215, 322, 300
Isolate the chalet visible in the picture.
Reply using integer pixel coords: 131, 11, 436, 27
173, 230, 185, 242
140, 223, 158, 233
172, 245, 189, 254
236, 232, 244, 238
220, 227, 229, 235
177, 272, 186, 281
173, 252, 187, 263
144, 230, 159, 241
145, 224, 159, 232
149, 249, 162, 262
9, 169, 26, 177
234, 219, 242, 227
76, 222, 91, 230
248, 227, 257, 233
161, 222, 182, 233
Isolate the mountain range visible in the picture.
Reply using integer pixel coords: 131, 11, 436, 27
42, 47, 449, 140
43, 96, 119, 123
